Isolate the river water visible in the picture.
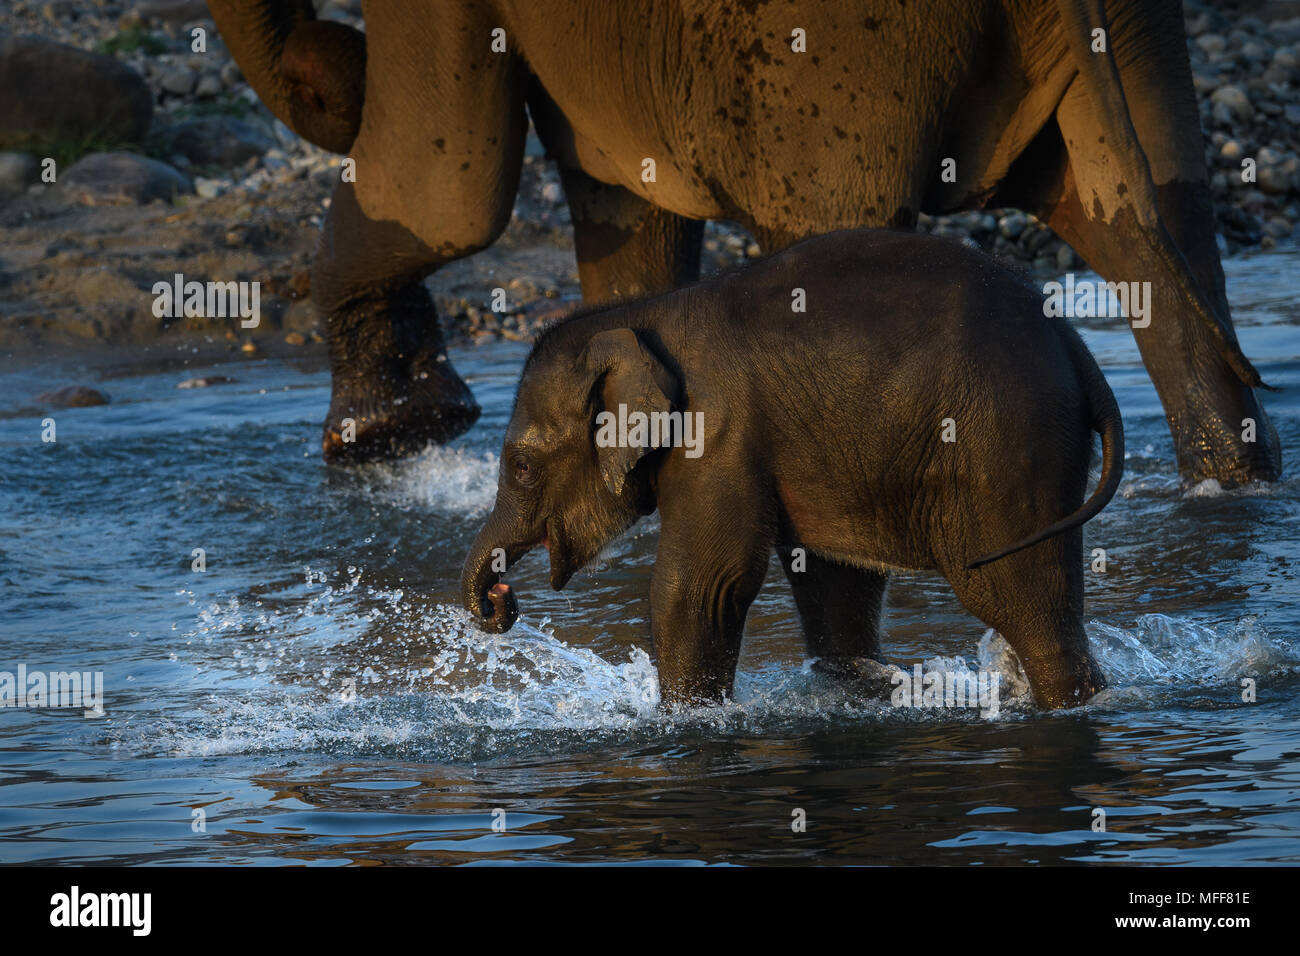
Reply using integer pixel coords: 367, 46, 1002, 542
2, 246, 1298, 865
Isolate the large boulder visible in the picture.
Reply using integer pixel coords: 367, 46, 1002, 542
0, 34, 153, 152
0, 150, 39, 201
161, 115, 275, 168
60, 152, 192, 205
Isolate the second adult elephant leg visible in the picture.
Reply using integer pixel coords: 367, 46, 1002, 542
558, 168, 703, 304
313, 3, 527, 463
1046, 0, 1280, 484
314, 185, 485, 463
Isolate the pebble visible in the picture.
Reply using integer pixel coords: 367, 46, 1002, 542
1196, 33, 1227, 56
1210, 85, 1254, 122
156, 63, 196, 96
0, 150, 39, 199
194, 177, 225, 199
194, 72, 223, 97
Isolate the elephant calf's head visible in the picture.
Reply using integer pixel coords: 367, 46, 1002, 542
461, 328, 677, 633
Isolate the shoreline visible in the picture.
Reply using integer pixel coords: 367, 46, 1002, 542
1, 0, 1297, 361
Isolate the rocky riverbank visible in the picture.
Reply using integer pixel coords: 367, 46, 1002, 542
0, 0, 1297, 358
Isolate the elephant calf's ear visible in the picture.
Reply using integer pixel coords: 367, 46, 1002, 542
582, 329, 674, 496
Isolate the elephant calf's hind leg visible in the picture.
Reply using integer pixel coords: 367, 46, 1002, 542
779, 549, 892, 696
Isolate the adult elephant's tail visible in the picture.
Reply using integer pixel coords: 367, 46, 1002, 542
966, 358, 1124, 570
1054, 0, 1267, 391
207, 1, 365, 154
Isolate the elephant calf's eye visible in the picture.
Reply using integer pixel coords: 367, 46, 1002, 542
514, 458, 538, 486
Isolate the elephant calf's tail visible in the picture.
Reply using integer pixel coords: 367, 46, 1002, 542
966, 363, 1124, 570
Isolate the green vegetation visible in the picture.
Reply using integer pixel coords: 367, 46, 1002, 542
96, 26, 170, 56
171, 92, 256, 120
36, 134, 137, 170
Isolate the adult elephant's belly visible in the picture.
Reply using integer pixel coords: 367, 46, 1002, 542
518, 0, 1056, 240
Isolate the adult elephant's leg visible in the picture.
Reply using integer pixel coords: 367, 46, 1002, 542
1046, 0, 1280, 484
313, 3, 527, 462
314, 187, 484, 462
557, 167, 703, 305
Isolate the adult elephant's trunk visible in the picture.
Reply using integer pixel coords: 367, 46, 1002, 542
207, 1, 365, 154
461, 520, 520, 634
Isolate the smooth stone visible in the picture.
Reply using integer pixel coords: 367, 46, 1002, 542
36, 386, 109, 407
0, 35, 152, 151
60, 151, 193, 205
162, 115, 274, 167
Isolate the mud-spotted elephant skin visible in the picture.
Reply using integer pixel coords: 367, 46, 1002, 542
461, 229, 1125, 710
207, 0, 1277, 485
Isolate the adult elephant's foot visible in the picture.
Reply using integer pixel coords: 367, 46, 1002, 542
322, 353, 480, 463
320, 287, 480, 463
1170, 390, 1282, 487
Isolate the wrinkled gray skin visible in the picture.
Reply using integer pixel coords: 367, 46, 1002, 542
208, 0, 1277, 485
462, 229, 1125, 710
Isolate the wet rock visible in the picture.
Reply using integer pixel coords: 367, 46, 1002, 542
1219, 139, 1245, 164
1257, 146, 1285, 167
194, 72, 223, 98
0, 35, 152, 151
1023, 226, 1055, 255
194, 177, 226, 199
1210, 85, 1254, 123
161, 115, 274, 168
1055, 243, 1077, 271
1196, 33, 1227, 56
1263, 216, 1293, 239
177, 376, 236, 388
60, 151, 193, 205
42, 0, 82, 20
135, 0, 212, 23
36, 386, 109, 407
320, 0, 363, 15
997, 211, 1028, 239
156, 63, 196, 96
1259, 161, 1298, 196
1186, 12, 1213, 38
0, 150, 39, 200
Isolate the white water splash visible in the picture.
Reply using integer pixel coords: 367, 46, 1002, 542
360, 443, 500, 514
1088, 613, 1298, 685
129, 567, 1300, 761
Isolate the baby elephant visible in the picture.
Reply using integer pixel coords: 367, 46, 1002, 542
462, 228, 1123, 709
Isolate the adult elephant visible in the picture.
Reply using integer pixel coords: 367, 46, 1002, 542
208, 0, 1281, 484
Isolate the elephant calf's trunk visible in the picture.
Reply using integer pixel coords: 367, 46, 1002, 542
461, 545, 520, 633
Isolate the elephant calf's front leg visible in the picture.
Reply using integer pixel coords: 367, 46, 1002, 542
649, 510, 771, 707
